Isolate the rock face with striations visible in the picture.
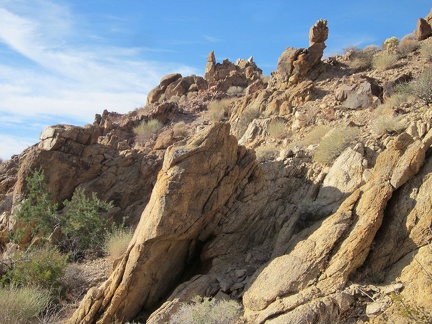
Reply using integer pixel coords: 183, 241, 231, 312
2, 10, 432, 324
69, 123, 258, 323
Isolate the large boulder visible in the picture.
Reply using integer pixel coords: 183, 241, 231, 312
68, 123, 258, 323
415, 18, 432, 41
335, 76, 382, 109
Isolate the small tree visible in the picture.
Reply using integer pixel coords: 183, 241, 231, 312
62, 188, 113, 253
15, 169, 58, 238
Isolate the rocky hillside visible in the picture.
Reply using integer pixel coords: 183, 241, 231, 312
1, 10, 432, 324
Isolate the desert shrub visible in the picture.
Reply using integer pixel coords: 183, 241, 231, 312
133, 119, 163, 145
399, 68, 432, 104
15, 169, 58, 239
173, 121, 187, 137
170, 296, 243, 324
313, 127, 359, 164
0, 286, 51, 324
227, 86, 245, 97
347, 45, 380, 71
398, 34, 419, 55
267, 120, 286, 139
420, 40, 432, 61
104, 226, 133, 259
238, 107, 261, 138
382, 36, 399, 51
1, 245, 67, 291
370, 115, 404, 136
372, 52, 399, 71
207, 99, 232, 122
296, 125, 332, 148
255, 145, 278, 162
61, 188, 113, 254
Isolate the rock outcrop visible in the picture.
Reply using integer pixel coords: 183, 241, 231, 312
415, 9, 432, 41
204, 51, 263, 92
271, 19, 328, 88
1, 9, 432, 324
69, 123, 258, 323
147, 74, 208, 105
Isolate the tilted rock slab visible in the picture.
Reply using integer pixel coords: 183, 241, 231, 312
69, 123, 257, 323
243, 132, 428, 323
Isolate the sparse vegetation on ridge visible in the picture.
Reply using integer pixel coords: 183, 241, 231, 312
133, 119, 163, 145
2, 9, 432, 324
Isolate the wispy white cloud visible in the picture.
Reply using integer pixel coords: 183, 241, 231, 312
0, 133, 37, 160
202, 35, 222, 43
0, 0, 198, 159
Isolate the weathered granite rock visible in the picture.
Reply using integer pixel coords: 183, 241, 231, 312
272, 19, 328, 88
203, 51, 263, 91
242, 132, 427, 323
415, 18, 432, 41
68, 123, 258, 323
335, 77, 382, 109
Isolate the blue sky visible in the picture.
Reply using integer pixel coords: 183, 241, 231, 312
0, 0, 431, 160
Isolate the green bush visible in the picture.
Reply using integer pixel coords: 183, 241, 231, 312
1, 245, 67, 291
15, 169, 58, 238
133, 119, 163, 145
0, 286, 51, 324
170, 296, 243, 324
313, 127, 359, 164
104, 226, 133, 259
61, 188, 113, 254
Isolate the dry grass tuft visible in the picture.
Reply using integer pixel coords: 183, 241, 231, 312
104, 227, 134, 259
420, 39, 432, 61
313, 127, 359, 164
267, 120, 286, 139
170, 296, 243, 324
133, 119, 163, 145
346, 45, 380, 71
173, 121, 188, 137
398, 34, 419, 56
373, 52, 399, 71
207, 99, 233, 122
370, 115, 404, 136
255, 145, 279, 162
0, 286, 51, 324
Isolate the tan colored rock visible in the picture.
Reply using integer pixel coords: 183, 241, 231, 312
309, 19, 329, 45
415, 18, 432, 41
243, 131, 427, 323
69, 123, 257, 323
316, 147, 366, 203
